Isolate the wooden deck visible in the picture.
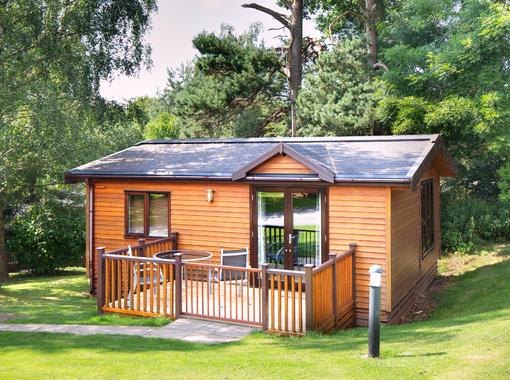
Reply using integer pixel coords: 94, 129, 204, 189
97, 238, 355, 336
105, 279, 307, 333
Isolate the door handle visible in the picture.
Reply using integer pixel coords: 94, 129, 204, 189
288, 233, 292, 245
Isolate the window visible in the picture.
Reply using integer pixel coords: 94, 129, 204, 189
421, 180, 434, 256
125, 192, 169, 237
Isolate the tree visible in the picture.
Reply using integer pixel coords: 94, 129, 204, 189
305, 0, 386, 69
297, 38, 380, 136
144, 112, 179, 139
376, 0, 510, 198
0, 0, 157, 280
160, 24, 287, 138
242, 1, 304, 135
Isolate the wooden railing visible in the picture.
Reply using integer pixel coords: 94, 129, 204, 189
96, 240, 356, 336
180, 263, 263, 326
311, 243, 357, 333
263, 266, 306, 335
100, 254, 176, 317
105, 234, 178, 258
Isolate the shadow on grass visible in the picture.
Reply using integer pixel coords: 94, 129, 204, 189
0, 252, 508, 356
0, 269, 170, 327
391, 352, 446, 358
259, 253, 510, 353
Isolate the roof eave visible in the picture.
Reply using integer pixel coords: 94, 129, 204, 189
65, 172, 412, 187
407, 134, 457, 190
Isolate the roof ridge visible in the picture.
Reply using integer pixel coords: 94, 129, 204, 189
137, 135, 435, 145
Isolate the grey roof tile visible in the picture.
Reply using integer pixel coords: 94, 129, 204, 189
66, 135, 440, 183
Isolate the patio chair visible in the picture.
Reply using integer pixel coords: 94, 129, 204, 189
265, 233, 301, 268
126, 245, 163, 306
208, 248, 249, 295
265, 241, 285, 267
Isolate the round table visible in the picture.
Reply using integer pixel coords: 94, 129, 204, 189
153, 250, 213, 262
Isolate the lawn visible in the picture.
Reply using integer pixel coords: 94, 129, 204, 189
0, 246, 509, 379
0, 268, 170, 327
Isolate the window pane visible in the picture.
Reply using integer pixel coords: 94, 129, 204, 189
293, 192, 321, 268
421, 180, 434, 255
128, 194, 144, 234
257, 192, 285, 268
149, 193, 168, 237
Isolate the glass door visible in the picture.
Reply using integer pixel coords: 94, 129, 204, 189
257, 191, 286, 269
256, 188, 324, 270
291, 192, 321, 269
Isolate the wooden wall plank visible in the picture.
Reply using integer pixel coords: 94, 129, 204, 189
251, 154, 314, 174
328, 186, 390, 315
91, 181, 251, 291
390, 167, 440, 311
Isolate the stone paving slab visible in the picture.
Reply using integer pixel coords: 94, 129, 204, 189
0, 318, 258, 344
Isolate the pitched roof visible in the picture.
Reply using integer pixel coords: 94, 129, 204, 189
64, 134, 456, 187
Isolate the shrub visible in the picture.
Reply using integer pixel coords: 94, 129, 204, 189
6, 193, 85, 274
442, 193, 510, 253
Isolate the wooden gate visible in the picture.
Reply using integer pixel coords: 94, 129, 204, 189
311, 244, 356, 333
181, 262, 263, 326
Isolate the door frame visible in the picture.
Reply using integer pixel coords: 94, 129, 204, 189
250, 185, 329, 269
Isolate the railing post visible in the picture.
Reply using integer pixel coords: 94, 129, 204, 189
349, 243, 357, 326
174, 253, 182, 319
138, 239, 145, 257
329, 254, 337, 328
261, 263, 269, 331
304, 264, 314, 332
96, 247, 106, 315
170, 232, 178, 251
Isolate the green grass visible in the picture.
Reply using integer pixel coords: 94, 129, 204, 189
0, 246, 509, 379
0, 268, 170, 327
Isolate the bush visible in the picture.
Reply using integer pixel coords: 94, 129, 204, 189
6, 194, 85, 274
442, 193, 510, 253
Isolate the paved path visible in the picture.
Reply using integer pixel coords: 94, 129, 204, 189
0, 318, 257, 344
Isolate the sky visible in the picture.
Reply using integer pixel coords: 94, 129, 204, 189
99, 0, 320, 102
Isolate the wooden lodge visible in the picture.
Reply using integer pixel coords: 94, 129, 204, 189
65, 134, 455, 334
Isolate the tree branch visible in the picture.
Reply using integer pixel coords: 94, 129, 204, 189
373, 62, 389, 71
242, 3, 291, 30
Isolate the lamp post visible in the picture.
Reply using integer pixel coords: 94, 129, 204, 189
368, 264, 382, 358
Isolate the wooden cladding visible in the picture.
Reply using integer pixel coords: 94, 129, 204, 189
91, 181, 251, 283
328, 186, 390, 320
251, 154, 314, 175
390, 188, 420, 309
389, 168, 441, 317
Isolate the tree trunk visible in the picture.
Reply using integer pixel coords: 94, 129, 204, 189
0, 207, 9, 281
365, 0, 378, 68
242, 1, 304, 136
289, 0, 303, 137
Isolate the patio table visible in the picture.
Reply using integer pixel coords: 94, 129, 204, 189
153, 250, 213, 262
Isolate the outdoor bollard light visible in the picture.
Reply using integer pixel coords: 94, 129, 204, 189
368, 264, 382, 358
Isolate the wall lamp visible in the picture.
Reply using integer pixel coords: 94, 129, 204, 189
206, 189, 215, 203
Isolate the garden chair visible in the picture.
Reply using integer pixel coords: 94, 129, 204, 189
265, 233, 301, 268
126, 245, 163, 307
208, 248, 249, 295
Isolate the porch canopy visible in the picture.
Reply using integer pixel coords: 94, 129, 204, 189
64, 134, 455, 188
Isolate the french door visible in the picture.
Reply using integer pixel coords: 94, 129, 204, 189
253, 187, 326, 270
